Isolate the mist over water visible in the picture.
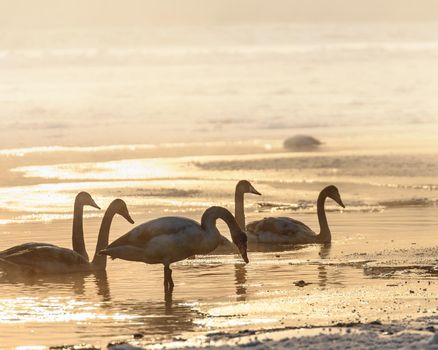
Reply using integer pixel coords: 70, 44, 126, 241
1, 22, 438, 148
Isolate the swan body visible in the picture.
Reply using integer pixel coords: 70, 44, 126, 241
100, 206, 248, 291
0, 192, 100, 260
246, 185, 345, 244
103, 217, 218, 264
246, 217, 318, 244
0, 199, 134, 274
0, 246, 90, 274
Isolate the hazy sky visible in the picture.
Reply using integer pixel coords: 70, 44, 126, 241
1, 0, 438, 28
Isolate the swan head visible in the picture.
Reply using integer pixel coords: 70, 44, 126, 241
76, 191, 100, 209
231, 229, 249, 263
236, 180, 261, 196
325, 185, 345, 208
110, 198, 135, 224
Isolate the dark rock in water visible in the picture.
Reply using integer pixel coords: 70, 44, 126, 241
369, 320, 383, 325
294, 280, 311, 287
426, 326, 436, 333
283, 135, 321, 151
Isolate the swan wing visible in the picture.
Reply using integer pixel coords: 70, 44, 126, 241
107, 217, 202, 249
103, 217, 213, 264
0, 242, 58, 258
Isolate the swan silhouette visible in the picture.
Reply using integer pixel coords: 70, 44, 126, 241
246, 185, 344, 244
0, 192, 100, 259
209, 180, 260, 253
234, 180, 261, 230
0, 199, 134, 274
99, 206, 248, 291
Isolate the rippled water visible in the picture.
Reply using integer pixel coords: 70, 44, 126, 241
0, 137, 437, 348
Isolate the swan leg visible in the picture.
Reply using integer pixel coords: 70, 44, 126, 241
164, 266, 169, 288
168, 268, 174, 289
164, 265, 174, 292
163, 265, 174, 292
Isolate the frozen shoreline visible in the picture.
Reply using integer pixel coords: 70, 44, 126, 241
108, 319, 438, 350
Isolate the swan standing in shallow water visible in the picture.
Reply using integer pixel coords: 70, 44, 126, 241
0, 199, 134, 274
99, 206, 249, 291
0, 191, 100, 259
246, 185, 345, 244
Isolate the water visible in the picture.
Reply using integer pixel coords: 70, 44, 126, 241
0, 21, 437, 348
0, 138, 437, 348
1, 209, 437, 348
1, 22, 438, 148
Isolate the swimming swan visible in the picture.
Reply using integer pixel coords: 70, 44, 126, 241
246, 185, 345, 244
214, 180, 261, 253
234, 180, 261, 230
0, 191, 100, 259
0, 199, 134, 274
99, 206, 249, 291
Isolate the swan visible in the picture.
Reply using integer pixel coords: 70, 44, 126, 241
0, 199, 134, 274
246, 185, 345, 244
213, 180, 261, 253
234, 180, 261, 230
99, 206, 249, 291
0, 191, 100, 259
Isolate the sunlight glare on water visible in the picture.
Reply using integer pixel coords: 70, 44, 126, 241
13, 158, 178, 181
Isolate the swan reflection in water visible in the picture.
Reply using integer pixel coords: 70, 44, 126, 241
0, 269, 205, 345
317, 243, 331, 288
234, 263, 247, 302
0, 270, 112, 301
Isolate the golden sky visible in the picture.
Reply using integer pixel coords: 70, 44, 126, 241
1, 0, 438, 28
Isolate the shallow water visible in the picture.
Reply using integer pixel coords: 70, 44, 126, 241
0, 137, 437, 348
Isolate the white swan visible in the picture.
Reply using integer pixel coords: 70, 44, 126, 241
0, 191, 100, 259
0, 199, 134, 274
99, 206, 249, 290
246, 185, 345, 244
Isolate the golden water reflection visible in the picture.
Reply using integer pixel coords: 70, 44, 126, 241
14, 158, 179, 181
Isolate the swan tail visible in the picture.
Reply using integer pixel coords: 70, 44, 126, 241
98, 249, 117, 260
98, 249, 110, 256
98, 246, 146, 262
0, 258, 35, 275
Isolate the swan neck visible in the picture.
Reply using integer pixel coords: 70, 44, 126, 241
201, 206, 241, 241
234, 188, 245, 230
92, 207, 116, 269
72, 202, 89, 261
316, 190, 330, 243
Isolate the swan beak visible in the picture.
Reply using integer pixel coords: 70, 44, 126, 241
124, 212, 135, 224
249, 185, 262, 196
90, 199, 101, 210
338, 198, 345, 208
237, 244, 249, 263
